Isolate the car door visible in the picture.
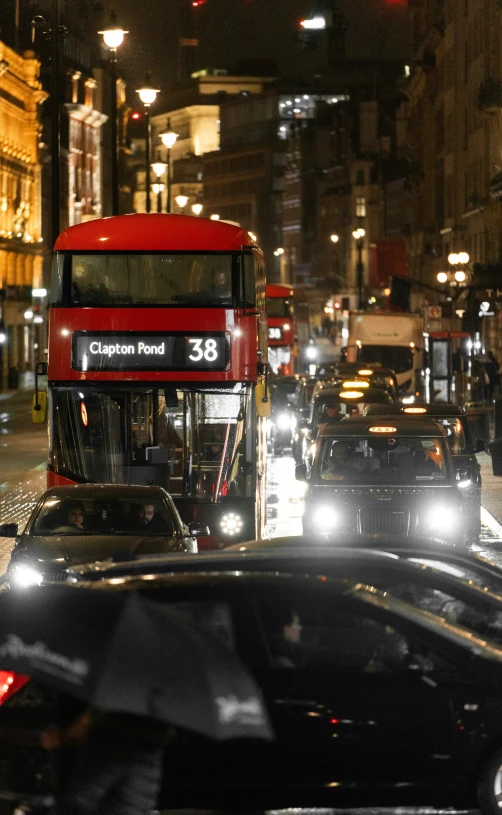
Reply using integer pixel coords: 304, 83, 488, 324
248, 586, 470, 798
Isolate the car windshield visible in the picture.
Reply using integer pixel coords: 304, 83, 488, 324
319, 436, 447, 484
32, 492, 174, 536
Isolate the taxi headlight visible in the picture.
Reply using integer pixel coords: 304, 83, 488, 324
220, 512, 244, 536
306, 346, 317, 360
422, 505, 457, 531
277, 412, 292, 431
10, 563, 43, 588
312, 505, 338, 531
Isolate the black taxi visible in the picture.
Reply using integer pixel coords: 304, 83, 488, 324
366, 403, 484, 541
297, 415, 465, 545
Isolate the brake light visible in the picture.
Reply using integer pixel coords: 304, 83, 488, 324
0, 671, 29, 705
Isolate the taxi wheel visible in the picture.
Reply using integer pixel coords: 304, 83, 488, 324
477, 747, 502, 815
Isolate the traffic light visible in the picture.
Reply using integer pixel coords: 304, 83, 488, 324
389, 275, 411, 312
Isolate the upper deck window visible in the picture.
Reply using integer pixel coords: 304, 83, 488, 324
267, 298, 292, 318
68, 253, 234, 307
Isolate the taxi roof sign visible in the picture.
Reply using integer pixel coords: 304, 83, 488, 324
358, 369, 373, 376
343, 380, 369, 389
404, 407, 427, 414
339, 390, 365, 399
369, 426, 397, 433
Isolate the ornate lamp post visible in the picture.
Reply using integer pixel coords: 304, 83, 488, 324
136, 74, 160, 213
159, 119, 178, 213
151, 153, 167, 213
191, 203, 203, 216
352, 228, 366, 310
98, 11, 128, 216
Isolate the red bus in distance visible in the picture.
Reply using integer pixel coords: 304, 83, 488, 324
43, 213, 268, 547
266, 283, 311, 375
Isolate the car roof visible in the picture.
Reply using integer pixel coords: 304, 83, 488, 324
43, 485, 172, 499
366, 403, 466, 417
317, 414, 448, 438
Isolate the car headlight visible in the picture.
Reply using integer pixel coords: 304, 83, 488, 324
421, 505, 457, 532
311, 505, 339, 532
220, 512, 244, 536
306, 346, 317, 360
10, 563, 43, 588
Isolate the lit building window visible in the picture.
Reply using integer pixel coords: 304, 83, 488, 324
356, 196, 366, 217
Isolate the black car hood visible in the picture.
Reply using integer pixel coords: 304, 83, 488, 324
16, 534, 183, 568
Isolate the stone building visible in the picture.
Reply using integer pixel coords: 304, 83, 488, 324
0, 41, 46, 386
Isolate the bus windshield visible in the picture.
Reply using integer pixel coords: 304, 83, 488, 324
318, 436, 446, 484
69, 254, 234, 306
50, 385, 255, 501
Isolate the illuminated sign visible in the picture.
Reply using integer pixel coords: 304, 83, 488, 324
369, 426, 398, 433
268, 327, 283, 341
342, 380, 369, 389
339, 390, 364, 399
404, 407, 427, 414
358, 369, 373, 376
72, 332, 229, 372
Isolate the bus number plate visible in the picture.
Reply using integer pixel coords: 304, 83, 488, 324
72, 332, 228, 371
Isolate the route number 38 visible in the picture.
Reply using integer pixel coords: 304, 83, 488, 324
188, 337, 219, 362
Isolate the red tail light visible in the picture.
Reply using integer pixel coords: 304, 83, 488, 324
0, 671, 30, 705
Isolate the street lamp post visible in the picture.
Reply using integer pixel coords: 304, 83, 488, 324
136, 74, 160, 213
352, 228, 366, 310
159, 119, 178, 213
151, 183, 165, 213
0, 320, 6, 393
151, 153, 167, 213
99, 11, 128, 216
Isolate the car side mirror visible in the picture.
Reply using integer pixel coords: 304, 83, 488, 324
295, 464, 308, 482
189, 523, 210, 537
475, 438, 486, 453
0, 523, 18, 537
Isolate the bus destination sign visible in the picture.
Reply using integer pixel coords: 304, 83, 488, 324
72, 332, 229, 372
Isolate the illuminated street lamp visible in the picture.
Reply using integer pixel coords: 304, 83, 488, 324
99, 10, 128, 215
352, 228, 366, 310
437, 251, 470, 286
136, 74, 160, 213
159, 119, 179, 213
330, 234, 339, 243
175, 194, 189, 213
191, 203, 203, 216
151, 183, 165, 214
151, 152, 167, 213
210, 214, 220, 221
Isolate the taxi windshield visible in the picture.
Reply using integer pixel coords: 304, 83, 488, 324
319, 436, 447, 484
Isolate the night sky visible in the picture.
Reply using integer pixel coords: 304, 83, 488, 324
111, 0, 410, 106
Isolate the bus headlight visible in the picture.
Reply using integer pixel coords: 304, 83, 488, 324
220, 512, 244, 536
312, 505, 338, 532
10, 563, 44, 588
422, 505, 457, 532
277, 412, 292, 431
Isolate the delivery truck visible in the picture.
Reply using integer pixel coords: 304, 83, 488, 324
347, 311, 424, 397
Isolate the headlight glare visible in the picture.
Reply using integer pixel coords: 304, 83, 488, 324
311, 504, 338, 532
277, 412, 292, 431
220, 512, 244, 536
11, 563, 43, 588
422, 505, 457, 532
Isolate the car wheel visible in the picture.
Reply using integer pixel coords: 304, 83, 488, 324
478, 747, 502, 815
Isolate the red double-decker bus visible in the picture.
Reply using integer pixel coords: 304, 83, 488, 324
266, 283, 310, 374
40, 214, 268, 546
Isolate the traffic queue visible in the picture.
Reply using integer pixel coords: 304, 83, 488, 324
2, 356, 500, 815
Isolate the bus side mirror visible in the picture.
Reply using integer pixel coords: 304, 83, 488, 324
255, 382, 271, 417
32, 391, 47, 424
